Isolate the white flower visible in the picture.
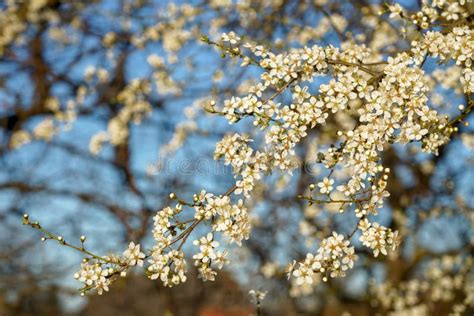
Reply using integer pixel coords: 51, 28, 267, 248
318, 177, 334, 194
122, 242, 145, 267
221, 31, 241, 45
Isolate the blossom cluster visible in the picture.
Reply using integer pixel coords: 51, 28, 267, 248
358, 219, 400, 257
148, 249, 187, 286
74, 242, 145, 295
193, 233, 229, 281
141, 190, 249, 286
290, 233, 357, 286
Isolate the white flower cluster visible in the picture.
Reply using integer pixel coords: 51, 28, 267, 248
389, 0, 470, 28
358, 219, 400, 257
330, 54, 448, 213
143, 204, 189, 286
143, 189, 250, 286
193, 191, 251, 245
414, 26, 473, 93
148, 249, 187, 286
290, 233, 357, 286
221, 31, 241, 45
352, 177, 390, 218
193, 233, 229, 281
74, 241, 145, 295
75, 262, 111, 295
213, 44, 370, 200
122, 242, 145, 267
214, 134, 267, 197
151, 205, 180, 249
208, 19, 470, 295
